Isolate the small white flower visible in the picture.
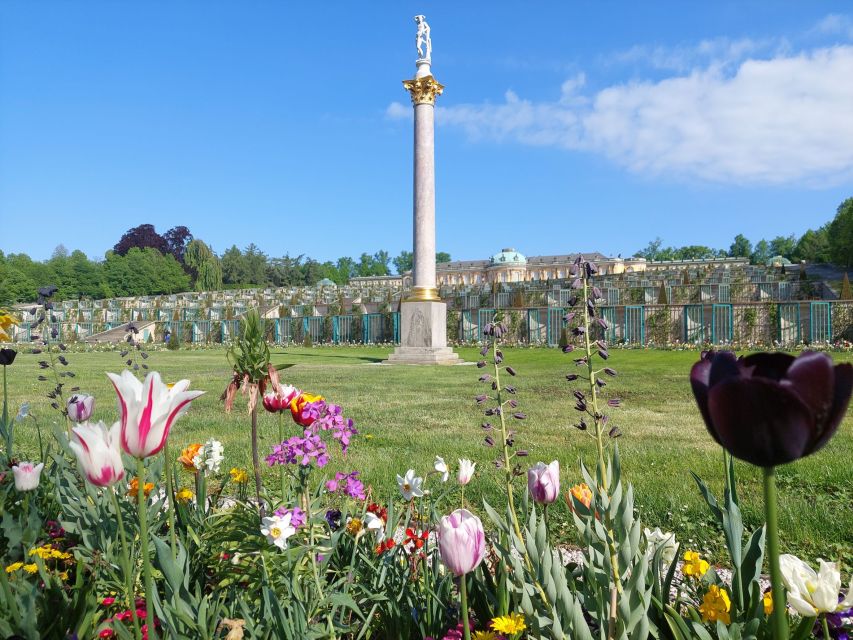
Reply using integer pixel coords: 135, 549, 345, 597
364, 511, 385, 541
193, 438, 224, 475
457, 459, 476, 486
12, 462, 44, 492
434, 456, 449, 483
261, 513, 296, 550
396, 469, 424, 500
643, 527, 677, 567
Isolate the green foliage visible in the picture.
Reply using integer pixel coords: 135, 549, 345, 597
227, 308, 270, 382
829, 198, 853, 267
729, 235, 752, 259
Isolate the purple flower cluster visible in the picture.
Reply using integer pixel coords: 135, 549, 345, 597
325, 471, 366, 500
274, 506, 307, 528
310, 402, 358, 453
266, 431, 329, 467
266, 400, 358, 468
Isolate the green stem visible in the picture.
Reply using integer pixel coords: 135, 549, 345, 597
136, 459, 157, 639
163, 441, 177, 559
2, 365, 9, 462
763, 466, 788, 640
278, 411, 286, 506
460, 573, 471, 640
112, 489, 143, 640
251, 404, 264, 516
822, 615, 831, 640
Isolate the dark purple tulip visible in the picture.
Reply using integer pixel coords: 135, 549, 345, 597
572, 326, 585, 336
604, 368, 618, 377
576, 419, 587, 431
516, 450, 529, 457
572, 279, 583, 290
562, 345, 575, 354
475, 394, 488, 405
0, 348, 17, 366
512, 412, 526, 420
592, 287, 602, 300
477, 361, 486, 368
481, 422, 493, 430
573, 390, 585, 401
508, 399, 518, 408
504, 385, 516, 394
597, 317, 609, 330
479, 374, 491, 382
607, 399, 621, 408
575, 400, 587, 412
596, 378, 606, 388
586, 262, 598, 276
565, 373, 579, 381
564, 312, 575, 323
505, 366, 516, 376
484, 436, 495, 447
479, 346, 489, 356
598, 349, 609, 360
690, 351, 853, 467
38, 285, 58, 298
609, 427, 622, 438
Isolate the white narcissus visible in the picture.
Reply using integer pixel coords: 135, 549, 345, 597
68, 421, 126, 487
457, 459, 476, 485
780, 554, 853, 616
106, 370, 204, 459
437, 508, 486, 576
193, 438, 225, 475
396, 469, 424, 500
434, 456, 449, 482
363, 511, 385, 541
261, 513, 296, 550
11, 462, 44, 491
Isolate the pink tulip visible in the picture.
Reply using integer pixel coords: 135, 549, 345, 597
438, 508, 486, 576
67, 394, 95, 423
106, 370, 204, 458
528, 460, 560, 504
262, 385, 300, 413
12, 461, 44, 491
68, 421, 126, 487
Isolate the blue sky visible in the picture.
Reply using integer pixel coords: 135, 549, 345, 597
1, 1, 852, 264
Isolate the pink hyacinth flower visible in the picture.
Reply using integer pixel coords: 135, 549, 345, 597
527, 460, 560, 504
68, 420, 126, 487
106, 370, 204, 459
437, 508, 486, 576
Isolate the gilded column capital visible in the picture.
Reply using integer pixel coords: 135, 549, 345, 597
403, 75, 444, 106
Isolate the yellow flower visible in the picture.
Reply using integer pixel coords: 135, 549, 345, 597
346, 517, 363, 535
763, 591, 773, 615
473, 632, 500, 640
127, 478, 155, 498
0, 310, 17, 342
699, 584, 731, 625
59, 571, 69, 581
23, 563, 38, 574
683, 551, 710, 578
490, 612, 527, 634
175, 488, 194, 503
5, 562, 23, 573
28, 544, 71, 561
229, 468, 249, 484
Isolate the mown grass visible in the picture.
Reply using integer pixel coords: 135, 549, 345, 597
5, 345, 852, 563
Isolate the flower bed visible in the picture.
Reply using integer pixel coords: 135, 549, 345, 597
1, 278, 851, 639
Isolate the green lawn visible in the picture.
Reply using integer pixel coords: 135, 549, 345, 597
5, 344, 852, 563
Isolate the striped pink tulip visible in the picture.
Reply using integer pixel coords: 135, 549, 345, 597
106, 370, 204, 459
68, 421, 125, 487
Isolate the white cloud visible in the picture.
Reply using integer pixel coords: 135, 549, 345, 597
388, 44, 853, 186
810, 14, 853, 39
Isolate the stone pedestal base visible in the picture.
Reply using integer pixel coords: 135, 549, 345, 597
385, 301, 462, 365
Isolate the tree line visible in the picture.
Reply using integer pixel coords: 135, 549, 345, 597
0, 223, 452, 305
636, 197, 851, 266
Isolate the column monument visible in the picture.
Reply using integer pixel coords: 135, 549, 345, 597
387, 15, 461, 365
